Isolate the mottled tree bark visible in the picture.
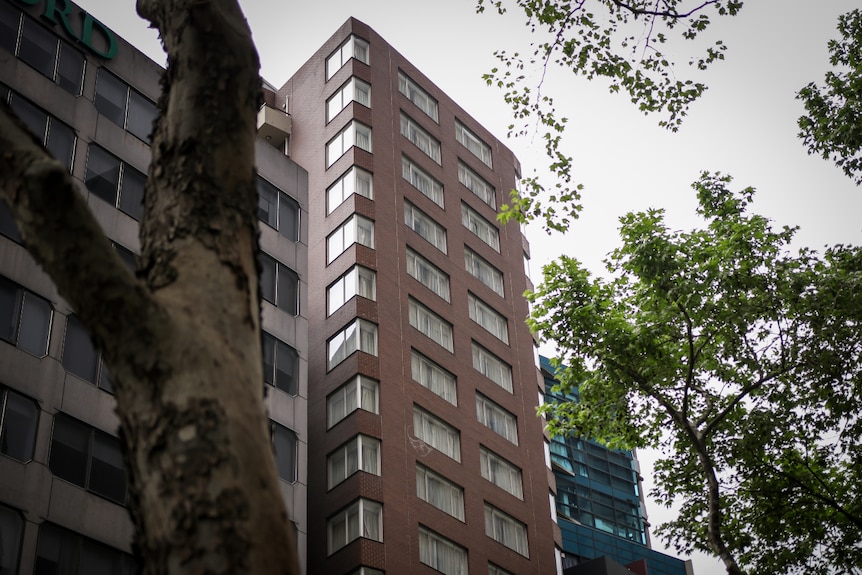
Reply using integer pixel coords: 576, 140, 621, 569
0, 0, 298, 573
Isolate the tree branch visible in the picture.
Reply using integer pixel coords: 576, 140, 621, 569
609, 0, 721, 19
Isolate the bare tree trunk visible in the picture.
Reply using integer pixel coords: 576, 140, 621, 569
0, 0, 298, 573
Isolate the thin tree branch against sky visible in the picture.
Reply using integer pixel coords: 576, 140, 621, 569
73, 1, 862, 573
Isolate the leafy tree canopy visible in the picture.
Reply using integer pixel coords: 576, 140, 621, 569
530, 173, 862, 574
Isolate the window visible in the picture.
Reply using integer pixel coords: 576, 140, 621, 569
458, 161, 495, 208
327, 375, 379, 428
349, 569, 384, 575
326, 35, 370, 79
327, 319, 378, 370
456, 120, 493, 168
476, 393, 518, 445
327, 77, 371, 121
411, 350, 457, 405
257, 176, 300, 241
49, 414, 127, 505
402, 155, 443, 207
35, 522, 138, 575
489, 564, 514, 575
484, 504, 529, 557
409, 298, 453, 352
7, 92, 76, 171
327, 214, 375, 263
327, 166, 373, 214
0, 274, 52, 357
416, 464, 464, 520
468, 293, 508, 344
406, 249, 449, 302
0, 387, 39, 462
63, 315, 113, 392
259, 253, 299, 315
4, 10, 85, 95
271, 421, 297, 482
262, 331, 299, 395
400, 113, 441, 164
413, 406, 460, 462
465, 247, 504, 297
462, 203, 500, 252
328, 434, 381, 489
327, 498, 382, 555
472, 342, 513, 393
404, 201, 446, 254
327, 266, 376, 315
84, 145, 146, 220
95, 69, 158, 144
327, 121, 372, 166
0, 503, 24, 575
0, 199, 20, 243
398, 71, 438, 121
419, 526, 468, 575
480, 446, 523, 499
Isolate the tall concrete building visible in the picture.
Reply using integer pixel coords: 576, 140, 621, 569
541, 357, 693, 575
279, 18, 561, 575
0, 0, 309, 572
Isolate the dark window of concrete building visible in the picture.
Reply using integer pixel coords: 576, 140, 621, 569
8, 92, 76, 172
95, 69, 157, 144
13, 15, 84, 95
0, 386, 39, 462
62, 315, 113, 393
257, 176, 299, 241
0, 275, 52, 357
271, 421, 297, 483
49, 414, 127, 505
0, 3, 21, 54
0, 199, 22, 243
34, 522, 138, 575
262, 331, 299, 396
0, 503, 24, 575
259, 253, 299, 315
85, 145, 146, 220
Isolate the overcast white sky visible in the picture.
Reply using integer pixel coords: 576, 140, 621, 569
74, 1, 862, 573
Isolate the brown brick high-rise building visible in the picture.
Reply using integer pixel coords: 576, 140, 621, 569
280, 18, 562, 575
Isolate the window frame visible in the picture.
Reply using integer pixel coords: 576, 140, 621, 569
0, 274, 53, 357
0, 386, 39, 463
62, 314, 114, 392
6, 91, 76, 172
472, 341, 513, 393
94, 68, 158, 144
462, 202, 500, 252
416, 463, 465, 521
418, 525, 468, 575
484, 504, 529, 557
326, 76, 372, 122
257, 176, 300, 242
457, 160, 496, 208
406, 248, 450, 303
327, 265, 376, 315
480, 446, 524, 499
7, 11, 86, 95
399, 113, 441, 164
84, 144, 146, 221
456, 120, 493, 168
327, 319, 378, 370
468, 293, 509, 344
408, 298, 454, 353
398, 70, 439, 122
327, 214, 375, 264
404, 201, 447, 254
476, 393, 519, 445
465, 246, 505, 297
327, 434, 381, 489
327, 375, 380, 428
327, 120, 372, 167
326, 35, 370, 80
259, 253, 300, 315
327, 498, 383, 555
410, 350, 457, 405
402, 155, 444, 207
262, 331, 299, 396
412, 405, 460, 462
326, 166, 373, 214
